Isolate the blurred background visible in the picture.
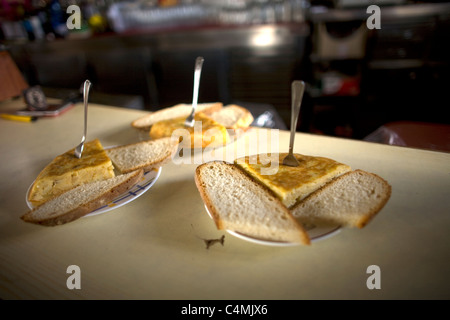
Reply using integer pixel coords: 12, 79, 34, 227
1, 0, 450, 144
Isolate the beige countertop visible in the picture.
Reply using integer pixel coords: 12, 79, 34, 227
0, 99, 449, 300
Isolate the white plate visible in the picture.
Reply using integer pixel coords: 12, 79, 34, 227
26, 168, 161, 217
204, 205, 341, 247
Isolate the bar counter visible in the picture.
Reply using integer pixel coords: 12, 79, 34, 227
0, 99, 449, 300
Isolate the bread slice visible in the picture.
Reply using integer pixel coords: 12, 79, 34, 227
149, 112, 230, 149
131, 102, 223, 130
195, 161, 310, 244
106, 137, 179, 174
21, 169, 144, 226
28, 139, 115, 206
291, 170, 392, 228
235, 153, 351, 208
208, 104, 254, 130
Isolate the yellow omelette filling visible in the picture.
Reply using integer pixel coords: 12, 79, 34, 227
28, 139, 115, 206
235, 153, 351, 208
149, 112, 230, 149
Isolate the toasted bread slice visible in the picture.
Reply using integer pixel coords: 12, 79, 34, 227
22, 169, 144, 226
28, 139, 115, 206
235, 153, 351, 208
131, 102, 223, 131
291, 170, 392, 228
208, 104, 254, 130
106, 137, 179, 174
195, 161, 310, 244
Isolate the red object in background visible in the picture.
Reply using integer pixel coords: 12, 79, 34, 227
364, 121, 450, 153
337, 77, 360, 96
321, 73, 360, 96
0, 0, 33, 20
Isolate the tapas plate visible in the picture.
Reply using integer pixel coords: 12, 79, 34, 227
26, 168, 161, 217
204, 205, 341, 247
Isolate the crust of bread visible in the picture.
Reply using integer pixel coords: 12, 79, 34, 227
21, 169, 144, 226
195, 161, 310, 244
131, 102, 223, 130
209, 104, 254, 130
106, 137, 179, 174
291, 169, 392, 228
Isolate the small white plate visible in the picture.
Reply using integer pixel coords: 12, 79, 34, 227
26, 168, 161, 217
204, 205, 341, 247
